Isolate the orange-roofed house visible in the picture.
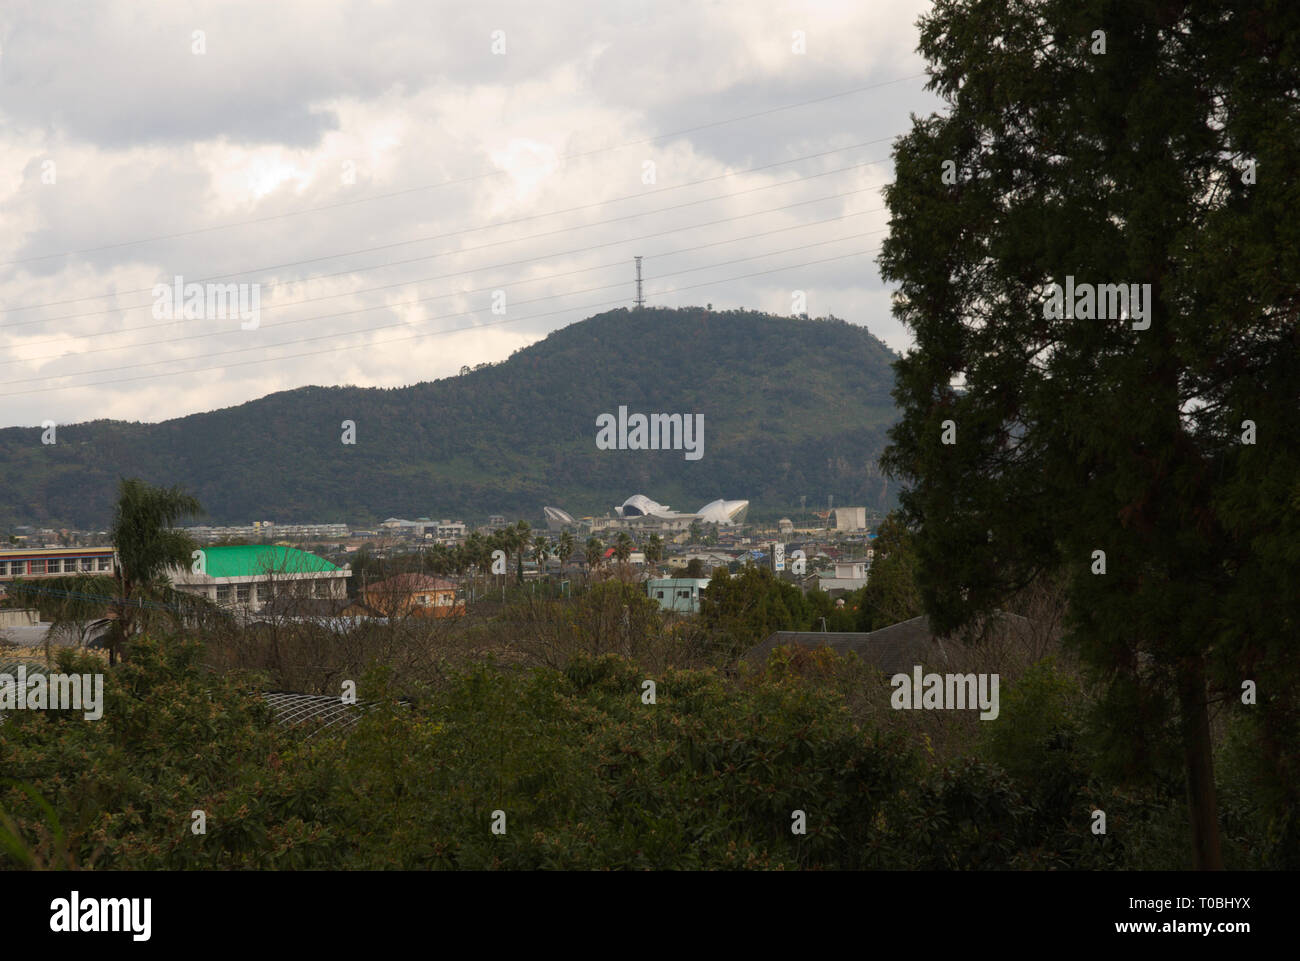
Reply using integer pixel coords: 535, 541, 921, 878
363, 573, 465, 618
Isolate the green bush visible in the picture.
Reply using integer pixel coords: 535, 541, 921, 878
0, 636, 1257, 870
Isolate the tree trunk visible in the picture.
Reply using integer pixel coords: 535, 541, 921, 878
1178, 655, 1223, 869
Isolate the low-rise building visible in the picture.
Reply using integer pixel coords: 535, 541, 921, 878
833, 507, 868, 531
674, 551, 735, 572
188, 522, 350, 542
363, 573, 464, 618
647, 577, 712, 614
813, 558, 871, 593
623, 513, 697, 532
170, 545, 350, 613
0, 546, 116, 581
433, 520, 467, 541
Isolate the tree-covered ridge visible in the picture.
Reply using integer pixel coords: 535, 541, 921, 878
0, 308, 900, 527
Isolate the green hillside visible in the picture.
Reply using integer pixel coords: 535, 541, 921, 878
0, 307, 901, 528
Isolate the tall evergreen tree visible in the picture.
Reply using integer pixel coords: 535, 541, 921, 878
856, 512, 923, 631
879, 0, 1299, 868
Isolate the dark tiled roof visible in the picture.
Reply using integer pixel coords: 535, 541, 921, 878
748, 616, 950, 675
750, 611, 1033, 674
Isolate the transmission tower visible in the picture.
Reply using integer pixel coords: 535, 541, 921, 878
634, 256, 644, 310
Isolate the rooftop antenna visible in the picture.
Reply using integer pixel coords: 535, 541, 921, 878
634, 256, 644, 310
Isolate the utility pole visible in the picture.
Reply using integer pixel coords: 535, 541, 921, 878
634, 256, 644, 310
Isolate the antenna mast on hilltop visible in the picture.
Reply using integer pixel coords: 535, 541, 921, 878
634, 256, 644, 310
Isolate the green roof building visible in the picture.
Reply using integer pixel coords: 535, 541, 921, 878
170, 545, 351, 612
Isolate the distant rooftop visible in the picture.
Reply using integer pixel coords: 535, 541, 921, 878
748, 617, 946, 676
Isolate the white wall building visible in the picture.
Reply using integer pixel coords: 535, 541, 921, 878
833, 507, 868, 531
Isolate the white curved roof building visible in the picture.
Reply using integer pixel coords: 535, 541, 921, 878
611, 494, 750, 526
697, 499, 749, 525
616, 494, 671, 518
543, 506, 576, 530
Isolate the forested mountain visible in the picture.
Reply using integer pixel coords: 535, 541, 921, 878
0, 307, 900, 528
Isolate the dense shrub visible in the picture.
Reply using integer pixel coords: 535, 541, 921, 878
0, 636, 1268, 870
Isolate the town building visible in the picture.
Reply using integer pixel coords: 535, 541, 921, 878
833, 507, 868, 531
379, 517, 429, 537
187, 521, 349, 542
433, 520, 467, 541
169, 545, 350, 613
813, 558, 871, 594
0, 546, 116, 582
674, 551, 735, 572
697, 499, 750, 525
362, 574, 464, 618
622, 513, 696, 533
647, 577, 712, 614
611, 494, 750, 528
542, 507, 576, 531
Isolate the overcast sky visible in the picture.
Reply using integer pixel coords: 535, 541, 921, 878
0, 0, 941, 428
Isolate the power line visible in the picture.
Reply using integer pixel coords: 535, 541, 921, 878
0, 247, 882, 398
0, 72, 923, 269
2, 152, 890, 320
0, 231, 885, 383
0, 206, 884, 356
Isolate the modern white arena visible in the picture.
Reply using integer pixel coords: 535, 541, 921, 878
614, 494, 749, 525
696, 499, 750, 525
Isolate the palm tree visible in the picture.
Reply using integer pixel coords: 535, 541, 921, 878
486, 529, 506, 560
532, 534, 551, 573
584, 537, 604, 580
107, 478, 204, 665
433, 542, 458, 576
512, 520, 531, 583
557, 531, 576, 568
645, 533, 664, 566
465, 531, 489, 568
462, 532, 491, 596
613, 531, 633, 565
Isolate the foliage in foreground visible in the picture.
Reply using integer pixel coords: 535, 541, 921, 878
2, 635, 1276, 870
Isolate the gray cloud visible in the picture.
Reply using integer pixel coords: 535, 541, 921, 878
0, 0, 941, 428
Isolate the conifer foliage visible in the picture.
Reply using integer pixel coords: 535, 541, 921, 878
879, 0, 1300, 869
